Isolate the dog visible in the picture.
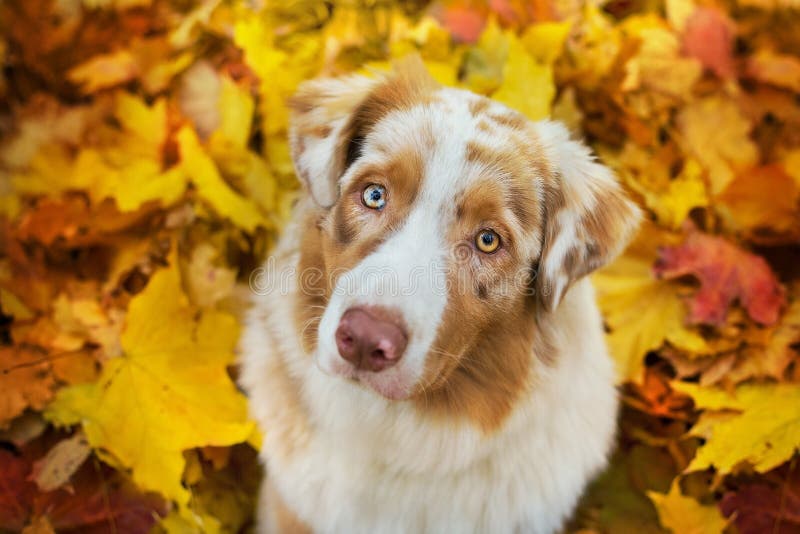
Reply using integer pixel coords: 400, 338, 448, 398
239, 58, 640, 534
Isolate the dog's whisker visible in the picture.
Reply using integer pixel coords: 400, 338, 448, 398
427, 347, 495, 375
300, 316, 322, 340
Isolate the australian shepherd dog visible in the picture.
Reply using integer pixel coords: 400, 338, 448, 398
240, 58, 640, 534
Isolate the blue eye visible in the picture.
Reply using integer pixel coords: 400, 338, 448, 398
362, 184, 387, 210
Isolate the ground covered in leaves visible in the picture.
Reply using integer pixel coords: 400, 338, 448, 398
0, 0, 799, 532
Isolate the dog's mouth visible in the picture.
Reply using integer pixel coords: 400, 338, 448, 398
353, 370, 413, 401
318, 351, 418, 401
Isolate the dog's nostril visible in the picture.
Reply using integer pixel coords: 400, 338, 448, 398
335, 307, 408, 373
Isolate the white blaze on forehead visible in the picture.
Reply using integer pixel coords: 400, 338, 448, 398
317, 94, 484, 383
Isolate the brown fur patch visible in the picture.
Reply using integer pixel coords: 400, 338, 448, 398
294, 136, 305, 159
465, 141, 499, 166
574, 188, 635, 277
464, 140, 541, 229
329, 147, 424, 245
413, 296, 538, 434
469, 98, 490, 117
288, 95, 315, 115
310, 124, 332, 138
488, 111, 527, 130
295, 209, 330, 354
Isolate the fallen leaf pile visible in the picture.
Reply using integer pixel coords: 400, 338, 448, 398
0, 0, 798, 532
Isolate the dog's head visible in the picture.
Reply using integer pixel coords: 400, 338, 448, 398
289, 58, 639, 426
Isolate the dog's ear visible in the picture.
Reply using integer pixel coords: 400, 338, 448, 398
289, 57, 438, 208
288, 74, 381, 208
533, 121, 641, 312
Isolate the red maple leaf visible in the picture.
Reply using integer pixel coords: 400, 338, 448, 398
653, 230, 786, 326
682, 7, 736, 79
720, 461, 800, 534
0, 443, 166, 533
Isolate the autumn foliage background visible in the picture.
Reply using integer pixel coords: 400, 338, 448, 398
0, 0, 799, 532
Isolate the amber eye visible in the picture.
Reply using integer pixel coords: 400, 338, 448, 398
475, 230, 500, 253
362, 184, 387, 210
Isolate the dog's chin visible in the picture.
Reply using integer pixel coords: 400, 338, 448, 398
318, 356, 415, 401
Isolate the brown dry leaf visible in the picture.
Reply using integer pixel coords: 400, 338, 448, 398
717, 164, 800, 243
745, 49, 800, 92
0, 413, 47, 448
68, 49, 139, 92
720, 462, 800, 534
678, 96, 759, 194
0, 347, 55, 428
727, 290, 800, 383
622, 367, 694, 420
621, 18, 702, 98
30, 432, 92, 492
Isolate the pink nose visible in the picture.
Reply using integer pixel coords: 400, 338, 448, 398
335, 307, 408, 372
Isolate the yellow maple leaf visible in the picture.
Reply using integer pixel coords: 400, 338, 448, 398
215, 76, 254, 150
643, 159, 709, 230
177, 126, 264, 231
674, 381, 800, 473
621, 19, 702, 97
205, 74, 280, 221
520, 21, 572, 65
89, 155, 187, 213
594, 225, 707, 382
11, 145, 89, 197
233, 13, 316, 137
666, 0, 696, 31
461, 19, 509, 94
44, 258, 254, 510
492, 33, 554, 121
401, 16, 453, 62
10, 94, 186, 213
566, 5, 623, 87
648, 481, 728, 534
114, 94, 168, 159
678, 96, 758, 194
